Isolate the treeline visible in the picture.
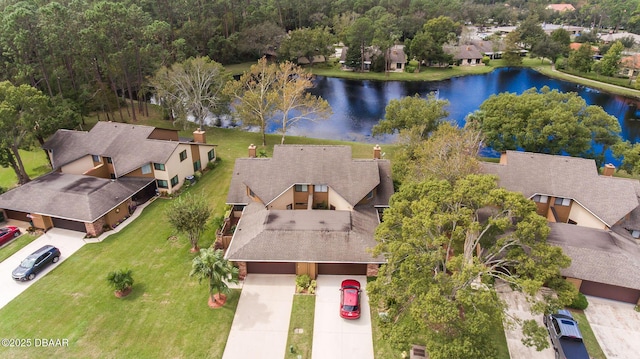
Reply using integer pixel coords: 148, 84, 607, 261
0, 0, 638, 118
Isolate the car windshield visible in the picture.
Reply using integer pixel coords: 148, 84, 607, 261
343, 304, 359, 311
20, 257, 36, 268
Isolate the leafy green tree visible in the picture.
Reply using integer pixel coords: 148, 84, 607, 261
237, 21, 286, 59
568, 43, 594, 73
502, 31, 523, 66
167, 193, 211, 252
596, 41, 624, 77
345, 17, 375, 72
422, 16, 460, 46
531, 35, 566, 63
613, 141, 640, 175
515, 14, 547, 51
368, 174, 574, 357
550, 29, 571, 48
190, 248, 239, 307
372, 94, 448, 140
278, 27, 336, 66
467, 87, 621, 164
106, 269, 134, 296
151, 56, 230, 129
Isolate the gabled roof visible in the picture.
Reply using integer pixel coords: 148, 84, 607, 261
445, 45, 483, 60
225, 202, 384, 263
546, 4, 575, 12
227, 145, 392, 206
621, 54, 640, 70
0, 172, 154, 222
481, 151, 639, 227
387, 45, 407, 63
548, 222, 640, 290
43, 122, 182, 176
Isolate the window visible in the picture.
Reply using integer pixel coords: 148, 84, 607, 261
314, 184, 328, 192
532, 195, 548, 203
179, 150, 187, 162
109, 173, 116, 179
295, 184, 308, 192
157, 179, 168, 189
247, 187, 255, 198
170, 175, 179, 187
106, 157, 113, 164
92, 155, 100, 162
632, 230, 640, 239
366, 190, 374, 199
193, 160, 201, 172
154, 163, 165, 171
141, 164, 152, 174
554, 197, 571, 206
208, 149, 215, 161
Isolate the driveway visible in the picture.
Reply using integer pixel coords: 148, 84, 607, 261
312, 275, 374, 359
223, 274, 296, 359
0, 228, 87, 309
495, 280, 555, 359
584, 295, 640, 358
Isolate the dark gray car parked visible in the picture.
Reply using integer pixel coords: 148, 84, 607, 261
543, 309, 590, 359
12, 245, 61, 281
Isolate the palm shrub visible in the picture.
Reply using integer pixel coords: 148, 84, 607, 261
190, 248, 239, 307
106, 269, 134, 294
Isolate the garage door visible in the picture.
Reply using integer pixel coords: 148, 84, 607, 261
247, 262, 296, 274
52, 217, 86, 232
317, 263, 367, 275
580, 281, 640, 304
5, 210, 29, 221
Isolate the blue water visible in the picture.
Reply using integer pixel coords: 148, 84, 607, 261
270, 68, 640, 163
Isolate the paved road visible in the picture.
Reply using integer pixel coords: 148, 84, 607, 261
0, 228, 87, 309
223, 274, 296, 359
584, 295, 640, 358
312, 275, 374, 359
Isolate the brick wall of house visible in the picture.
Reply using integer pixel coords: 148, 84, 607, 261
236, 262, 247, 280
85, 216, 106, 237
367, 263, 379, 277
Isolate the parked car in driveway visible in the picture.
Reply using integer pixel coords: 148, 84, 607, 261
340, 279, 361, 319
543, 309, 590, 359
12, 245, 61, 281
0, 226, 21, 246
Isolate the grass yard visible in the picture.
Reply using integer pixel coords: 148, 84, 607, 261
284, 294, 315, 359
0, 233, 39, 263
0, 149, 50, 190
569, 309, 607, 359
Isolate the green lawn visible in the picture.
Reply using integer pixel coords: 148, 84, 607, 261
0, 233, 39, 263
0, 149, 50, 190
285, 294, 315, 359
569, 309, 607, 359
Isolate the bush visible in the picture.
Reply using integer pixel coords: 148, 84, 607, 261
405, 64, 417, 73
106, 269, 134, 292
296, 274, 311, 289
482, 56, 490, 66
568, 292, 589, 310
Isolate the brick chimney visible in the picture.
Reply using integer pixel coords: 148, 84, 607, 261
193, 128, 206, 143
248, 144, 257, 158
373, 144, 381, 159
603, 163, 616, 176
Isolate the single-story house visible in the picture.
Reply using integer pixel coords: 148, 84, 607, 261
445, 45, 484, 66
222, 144, 393, 279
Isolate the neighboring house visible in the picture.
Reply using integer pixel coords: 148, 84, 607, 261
546, 4, 576, 12
470, 39, 504, 59
297, 55, 326, 66
222, 144, 393, 279
0, 122, 216, 235
482, 151, 640, 304
445, 45, 484, 66
387, 45, 407, 72
620, 54, 640, 77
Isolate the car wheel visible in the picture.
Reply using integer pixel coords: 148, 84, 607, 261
52, 256, 59, 263
28, 273, 35, 280
13, 231, 19, 238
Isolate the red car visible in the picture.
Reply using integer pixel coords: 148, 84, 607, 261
0, 226, 21, 246
340, 279, 361, 319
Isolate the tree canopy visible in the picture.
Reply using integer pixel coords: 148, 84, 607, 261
467, 87, 621, 164
166, 193, 211, 252
372, 94, 449, 140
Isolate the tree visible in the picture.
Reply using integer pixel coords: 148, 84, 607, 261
166, 193, 211, 252
278, 27, 336, 66
596, 41, 624, 77
502, 31, 523, 66
345, 17, 375, 72
237, 21, 286, 59
151, 56, 230, 129
422, 16, 460, 46
106, 269, 134, 297
613, 141, 640, 175
467, 87, 621, 164
0, 81, 50, 184
515, 14, 547, 51
273, 62, 332, 144
190, 248, 239, 308
372, 94, 448, 140
224, 57, 279, 146
368, 174, 575, 357
531, 35, 565, 63
568, 43, 594, 73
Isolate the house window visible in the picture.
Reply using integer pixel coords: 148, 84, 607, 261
533, 195, 548, 203
295, 184, 308, 192
554, 197, 571, 206
106, 157, 113, 164
314, 184, 328, 192
170, 175, 179, 187
157, 179, 168, 189
396, 62, 402, 69
632, 230, 640, 239
92, 155, 100, 162
154, 163, 165, 171
366, 190, 374, 199
141, 164, 152, 174
179, 150, 187, 162
247, 187, 255, 198
109, 173, 116, 179
193, 160, 201, 172
207, 149, 215, 161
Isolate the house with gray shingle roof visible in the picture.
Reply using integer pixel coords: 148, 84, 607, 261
0, 122, 216, 236
482, 150, 640, 304
444, 44, 485, 66
387, 45, 407, 72
222, 144, 393, 279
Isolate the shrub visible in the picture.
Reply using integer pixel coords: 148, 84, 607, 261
482, 56, 490, 66
405, 64, 416, 73
568, 292, 589, 310
295, 274, 314, 293
106, 269, 134, 292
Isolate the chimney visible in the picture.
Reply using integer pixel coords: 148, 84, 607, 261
193, 128, 206, 143
603, 163, 616, 176
373, 144, 381, 159
248, 144, 257, 158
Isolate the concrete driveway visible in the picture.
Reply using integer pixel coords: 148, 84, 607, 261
496, 281, 555, 359
223, 274, 296, 359
0, 228, 87, 309
312, 275, 374, 359
584, 295, 640, 358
